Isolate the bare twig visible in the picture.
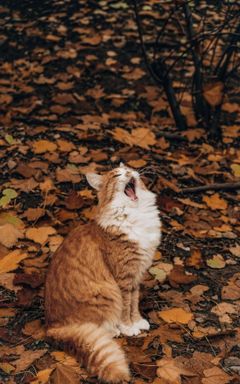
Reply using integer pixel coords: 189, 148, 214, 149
181, 182, 240, 194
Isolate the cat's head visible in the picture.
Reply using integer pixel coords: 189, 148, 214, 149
86, 163, 156, 210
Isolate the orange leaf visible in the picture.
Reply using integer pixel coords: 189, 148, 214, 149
202, 193, 227, 210
32, 140, 57, 154
158, 308, 193, 324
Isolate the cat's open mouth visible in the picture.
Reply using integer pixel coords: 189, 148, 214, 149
124, 177, 138, 201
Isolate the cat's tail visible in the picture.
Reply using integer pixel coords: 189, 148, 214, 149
47, 322, 130, 383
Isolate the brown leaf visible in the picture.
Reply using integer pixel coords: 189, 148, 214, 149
56, 167, 81, 183
0, 224, 24, 248
112, 127, 156, 149
57, 139, 75, 152
203, 193, 227, 210
168, 265, 197, 288
203, 82, 224, 107
157, 357, 196, 383
23, 319, 46, 340
22, 207, 45, 221
14, 348, 47, 373
64, 191, 85, 210
25, 226, 56, 244
15, 162, 36, 178
16, 287, 36, 307
202, 367, 231, 384
221, 273, 240, 300
122, 68, 145, 80
50, 363, 80, 384
14, 272, 45, 288
186, 249, 204, 269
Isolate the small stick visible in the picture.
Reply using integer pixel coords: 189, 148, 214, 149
182, 182, 240, 193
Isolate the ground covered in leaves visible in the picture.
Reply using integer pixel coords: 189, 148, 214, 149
0, 1, 240, 383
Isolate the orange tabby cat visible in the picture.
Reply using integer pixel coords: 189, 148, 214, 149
45, 164, 161, 383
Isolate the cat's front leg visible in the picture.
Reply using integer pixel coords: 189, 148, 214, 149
131, 286, 150, 332
119, 290, 141, 336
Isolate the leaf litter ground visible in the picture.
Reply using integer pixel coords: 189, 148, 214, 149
0, 1, 239, 383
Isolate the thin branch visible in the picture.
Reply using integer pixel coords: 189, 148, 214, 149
181, 182, 240, 194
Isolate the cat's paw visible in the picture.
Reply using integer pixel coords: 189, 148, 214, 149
119, 323, 141, 336
133, 318, 150, 331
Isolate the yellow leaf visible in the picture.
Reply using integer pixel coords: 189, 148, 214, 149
158, 308, 193, 324
202, 193, 227, 210
31, 368, 53, 384
0, 362, 15, 374
0, 250, 28, 274
231, 163, 240, 178
32, 140, 57, 154
26, 226, 56, 244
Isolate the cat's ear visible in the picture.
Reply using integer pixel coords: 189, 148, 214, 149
86, 173, 103, 190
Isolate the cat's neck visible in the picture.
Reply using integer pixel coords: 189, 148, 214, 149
95, 195, 161, 255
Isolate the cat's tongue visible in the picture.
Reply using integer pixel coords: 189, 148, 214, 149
125, 187, 138, 201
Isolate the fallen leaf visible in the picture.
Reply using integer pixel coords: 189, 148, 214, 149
231, 163, 240, 178
0, 188, 17, 207
50, 363, 80, 384
157, 357, 196, 383
0, 212, 24, 228
14, 349, 47, 373
229, 244, 240, 257
127, 159, 147, 168
0, 223, 24, 248
0, 250, 28, 274
206, 254, 226, 269
56, 167, 81, 183
202, 193, 227, 210
23, 319, 46, 340
0, 362, 15, 374
64, 191, 84, 210
32, 140, 57, 154
22, 207, 46, 221
202, 366, 231, 384
203, 81, 224, 107
149, 267, 167, 283
112, 127, 156, 149
186, 249, 204, 269
31, 368, 54, 384
168, 265, 197, 288
25, 226, 56, 244
158, 307, 193, 324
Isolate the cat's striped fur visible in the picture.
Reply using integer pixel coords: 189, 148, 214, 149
45, 164, 161, 383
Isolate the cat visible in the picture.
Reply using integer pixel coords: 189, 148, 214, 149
45, 163, 161, 383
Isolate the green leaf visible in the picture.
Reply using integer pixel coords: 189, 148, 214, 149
5, 134, 15, 145
207, 254, 225, 269
0, 189, 18, 207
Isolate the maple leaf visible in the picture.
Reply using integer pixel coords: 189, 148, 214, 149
202, 193, 227, 210
158, 307, 193, 324
112, 127, 156, 149
32, 140, 57, 154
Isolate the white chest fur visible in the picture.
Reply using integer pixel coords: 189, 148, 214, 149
98, 188, 161, 257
